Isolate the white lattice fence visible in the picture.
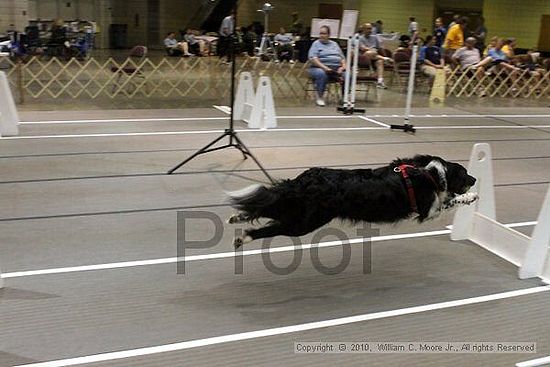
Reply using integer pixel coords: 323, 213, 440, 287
2, 56, 548, 102
446, 65, 550, 99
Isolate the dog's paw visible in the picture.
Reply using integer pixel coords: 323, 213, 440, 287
233, 236, 244, 249
233, 235, 252, 249
227, 214, 240, 224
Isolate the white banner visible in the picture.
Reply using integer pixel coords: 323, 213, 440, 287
339, 10, 359, 39
310, 18, 341, 38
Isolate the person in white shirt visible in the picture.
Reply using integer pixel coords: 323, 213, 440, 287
408, 16, 419, 44
218, 11, 235, 63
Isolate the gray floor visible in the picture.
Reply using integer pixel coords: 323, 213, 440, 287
1, 106, 550, 367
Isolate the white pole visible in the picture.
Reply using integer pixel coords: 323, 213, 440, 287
404, 45, 418, 123
342, 36, 353, 108
350, 33, 359, 106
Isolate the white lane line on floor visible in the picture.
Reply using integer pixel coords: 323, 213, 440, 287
1, 221, 535, 279
19, 115, 358, 124
445, 221, 538, 230
212, 105, 231, 114
357, 115, 391, 128
415, 125, 550, 130
369, 114, 550, 118
0, 127, 387, 140
14, 285, 550, 367
516, 355, 550, 367
19, 117, 230, 124
5, 124, 550, 140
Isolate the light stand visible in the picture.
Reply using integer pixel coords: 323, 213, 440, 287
256, 3, 273, 58
168, 3, 274, 183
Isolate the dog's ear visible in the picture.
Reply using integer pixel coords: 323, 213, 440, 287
424, 159, 447, 191
412, 155, 435, 167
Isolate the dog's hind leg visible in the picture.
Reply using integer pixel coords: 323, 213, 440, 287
233, 222, 286, 249
227, 212, 252, 224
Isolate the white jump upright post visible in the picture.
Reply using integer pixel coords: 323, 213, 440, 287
404, 44, 418, 123
234, 72, 255, 121
0, 266, 3, 289
451, 143, 550, 282
246, 76, 277, 130
0, 70, 20, 136
519, 187, 550, 280
337, 34, 364, 115
390, 45, 416, 133
451, 143, 496, 240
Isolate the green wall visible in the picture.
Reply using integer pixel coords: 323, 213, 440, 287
358, 0, 434, 37
236, 0, 548, 49
483, 0, 550, 49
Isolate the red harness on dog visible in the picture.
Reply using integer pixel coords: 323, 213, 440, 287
394, 164, 440, 213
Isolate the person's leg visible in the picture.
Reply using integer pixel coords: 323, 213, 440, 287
198, 40, 206, 56
421, 65, 437, 77
375, 58, 384, 79
475, 56, 493, 68
218, 36, 227, 59
308, 67, 328, 104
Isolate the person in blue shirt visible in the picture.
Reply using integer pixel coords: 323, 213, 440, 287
308, 25, 346, 106
274, 27, 294, 63
419, 35, 447, 77
433, 17, 446, 48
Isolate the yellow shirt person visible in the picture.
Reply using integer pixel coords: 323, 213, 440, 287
444, 23, 464, 51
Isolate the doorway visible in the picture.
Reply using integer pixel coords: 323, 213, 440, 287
538, 15, 550, 52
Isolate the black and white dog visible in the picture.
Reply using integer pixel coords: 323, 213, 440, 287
228, 155, 478, 248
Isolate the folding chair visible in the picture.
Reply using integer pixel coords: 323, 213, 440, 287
110, 45, 148, 94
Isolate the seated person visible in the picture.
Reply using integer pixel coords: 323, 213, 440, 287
419, 35, 448, 77
512, 49, 546, 83
308, 25, 346, 106
502, 38, 516, 58
476, 38, 519, 79
358, 22, 391, 89
452, 37, 482, 71
183, 28, 206, 56
48, 18, 69, 56
483, 36, 498, 57
164, 32, 192, 57
274, 27, 294, 62
240, 25, 256, 56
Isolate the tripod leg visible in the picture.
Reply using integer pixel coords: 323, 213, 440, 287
167, 131, 229, 174
232, 133, 274, 183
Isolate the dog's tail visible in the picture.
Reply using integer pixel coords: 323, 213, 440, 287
227, 184, 279, 220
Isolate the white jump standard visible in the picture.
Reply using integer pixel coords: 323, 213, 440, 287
337, 34, 365, 115
451, 143, 550, 283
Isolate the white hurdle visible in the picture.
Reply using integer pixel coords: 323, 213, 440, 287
245, 76, 277, 130
451, 143, 550, 282
234, 72, 277, 129
0, 70, 20, 136
233, 72, 255, 122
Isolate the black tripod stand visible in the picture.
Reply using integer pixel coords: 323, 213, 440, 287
167, 13, 274, 183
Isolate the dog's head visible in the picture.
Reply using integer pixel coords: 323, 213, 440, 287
411, 155, 476, 196
444, 161, 476, 195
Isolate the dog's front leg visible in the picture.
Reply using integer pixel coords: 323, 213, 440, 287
443, 192, 479, 210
